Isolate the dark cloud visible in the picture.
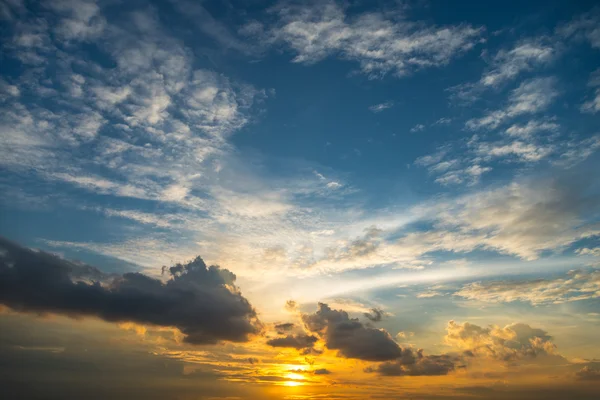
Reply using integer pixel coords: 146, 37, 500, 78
285, 300, 297, 311
266, 334, 318, 350
274, 322, 295, 334
0, 237, 261, 344
364, 308, 385, 322
369, 348, 457, 376
302, 303, 402, 361
313, 368, 331, 375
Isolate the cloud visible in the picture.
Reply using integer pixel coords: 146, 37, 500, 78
466, 77, 559, 131
301, 303, 402, 361
449, 39, 556, 103
445, 321, 561, 362
266, 334, 318, 350
581, 68, 600, 114
0, 237, 261, 344
298, 303, 459, 376
576, 366, 600, 381
369, 101, 394, 113
396, 176, 600, 260
364, 308, 385, 322
556, 8, 600, 49
263, 1, 483, 77
0, 1, 265, 212
454, 269, 600, 305
504, 119, 560, 138
368, 349, 457, 376
274, 322, 296, 333
410, 124, 425, 133
285, 300, 298, 312
433, 117, 452, 125
313, 368, 331, 375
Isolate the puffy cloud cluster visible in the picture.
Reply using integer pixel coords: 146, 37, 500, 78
445, 321, 559, 362
265, 303, 460, 376
0, 237, 261, 344
455, 269, 600, 305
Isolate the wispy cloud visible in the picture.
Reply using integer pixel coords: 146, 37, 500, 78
455, 269, 600, 305
369, 101, 394, 113
254, 1, 483, 78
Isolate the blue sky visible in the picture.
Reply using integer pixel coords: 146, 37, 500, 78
1, 1, 600, 398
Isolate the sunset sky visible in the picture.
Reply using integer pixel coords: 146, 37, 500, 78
1, 0, 600, 399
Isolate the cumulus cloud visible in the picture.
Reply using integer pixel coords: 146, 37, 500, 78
0, 237, 261, 344
445, 321, 560, 362
368, 349, 458, 376
302, 303, 402, 361
296, 303, 460, 376
261, 1, 483, 77
455, 269, 600, 305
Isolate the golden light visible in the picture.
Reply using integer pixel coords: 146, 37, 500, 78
285, 372, 305, 381
283, 380, 304, 387
283, 372, 306, 387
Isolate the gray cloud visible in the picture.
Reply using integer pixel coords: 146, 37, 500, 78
313, 368, 331, 375
0, 237, 261, 344
302, 303, 402, 361
364, 308, 385, 322
274, 322, 296, 333
368, 348, 458, 376
266, 334, 318, 350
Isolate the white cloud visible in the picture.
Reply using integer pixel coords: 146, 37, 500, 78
466, 77, 559, 131
475, 140, 554, 162
410, 124, 425, 133
455, 269, 600, 305
504, 119, 559, 138
556, 8, 600, 49
433, 117, 452, 125
265, 1, 483, 77
449, 39, 556, 103
368, 101, 394, 113
398, 178, 600, 260
581, 68, 600, 114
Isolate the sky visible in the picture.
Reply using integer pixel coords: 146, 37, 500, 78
1, 0, 600, 399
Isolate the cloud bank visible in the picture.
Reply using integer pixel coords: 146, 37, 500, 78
0, 237, 261, 344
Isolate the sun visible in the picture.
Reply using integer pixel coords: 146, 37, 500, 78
283, 372, 306, 387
